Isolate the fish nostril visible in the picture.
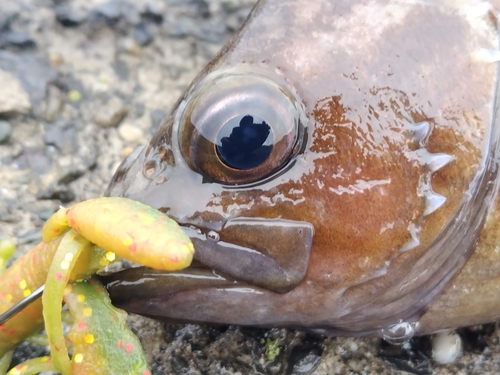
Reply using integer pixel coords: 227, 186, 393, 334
156, 145, 176, 166
154, 175, 167, 185
143, 160, 157, 179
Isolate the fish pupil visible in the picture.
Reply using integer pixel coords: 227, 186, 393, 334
216, 114, 274, 170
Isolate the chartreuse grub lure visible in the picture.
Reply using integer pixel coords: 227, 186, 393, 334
64, 280, 150, 375
42, 197, 194, 271
0, 197, 194, 375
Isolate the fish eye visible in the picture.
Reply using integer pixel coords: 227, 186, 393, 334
179, 71, 304, 185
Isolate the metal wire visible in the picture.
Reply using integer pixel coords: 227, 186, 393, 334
0, 284, 44, 325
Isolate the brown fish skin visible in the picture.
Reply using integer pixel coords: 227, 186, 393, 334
104, 0, 500, 336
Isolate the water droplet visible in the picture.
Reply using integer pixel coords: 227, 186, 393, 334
380, 321, 417, 345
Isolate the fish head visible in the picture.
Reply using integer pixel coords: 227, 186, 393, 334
104, 0, 500, 336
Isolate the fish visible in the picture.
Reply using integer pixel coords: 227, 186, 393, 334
103, 0, 500, 338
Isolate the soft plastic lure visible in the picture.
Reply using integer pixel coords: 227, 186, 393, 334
64, 279, 151, 375
0, 197, 194, 375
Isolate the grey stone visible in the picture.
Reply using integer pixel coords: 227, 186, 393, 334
0, 11, 16, 32
43, 120, 79, 155
0, 120, 12, 143
24, 148, 53, 175
194, 0, 211, 18
38, 207, 56, 221
17, 228, 42, 245
141, 3, 164, 24
0, 51, 57, 108
149, 109, 166, 133
93, 97, 128, 128
118, 123, 144, 143
88, 0, 122, 25
133, 22, 154, 46
89, 0, 140, 26
36, 183, 76, 203
3, 30, 36, 49
221, 0, 247, 13
42, 84, 65, 122
120, 1, 141, 25
165, 17, 192, 38
112, 59, 130, 80
134, 102, 145, 117
0, 69, 31, 114
226, 6, 252, 32
55, 4, 86, 27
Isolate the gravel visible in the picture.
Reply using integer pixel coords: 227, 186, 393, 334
1, 0, 500, 374
0, 120, 12, 144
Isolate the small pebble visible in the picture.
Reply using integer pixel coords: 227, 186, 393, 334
0, 120, 12, 144
118, 123, 143, 142
25, 148, 53, 175
8, 143, 22, 159
0, 50, 57, 105
89, 0, 140, 26
121, 37, 142, 55
289, 351, 322, 375
3, 30, 36, 49
149, 109, 166, 132
0, 70, 31, 114
141, 3, 164, 24
55, 4, 85, 27
68, 89, 82, 102
43, 85, 65, 121
132, 22, 153, 46
94, 97, 128, 128
43, 120, 78, 154
0, 10, 15, 32
49, 53, 63, 66
113, 59, 130, 80
192, 23, 224, 43
36, 184, 75, 203
17, 228, 42, 245
221, 0, 244, 12
38, 207, 56, 221
194, 0, 210, 18
170, 355, 189, 373
133, 102, 145, 117
226, 6, 252, 32
121, 146, 135, 158
88, 0, 122, 25
120, 1, 141, 25
165, 18, 192, 39
432, 331, 463, 364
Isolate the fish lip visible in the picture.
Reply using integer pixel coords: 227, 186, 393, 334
104, 215, 314, 295
179, 217, 314, 293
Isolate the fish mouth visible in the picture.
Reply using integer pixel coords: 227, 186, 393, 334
101, 216, 315, 305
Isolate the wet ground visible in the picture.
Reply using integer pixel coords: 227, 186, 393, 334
1, 0, 500, 374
